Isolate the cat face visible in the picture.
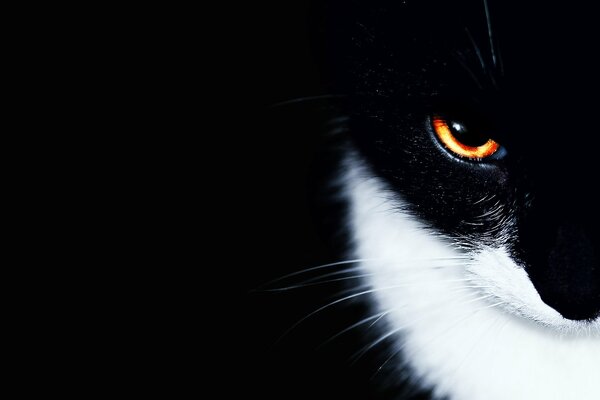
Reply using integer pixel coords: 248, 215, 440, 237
321, 0, 600, 398
326, 0, 600, 322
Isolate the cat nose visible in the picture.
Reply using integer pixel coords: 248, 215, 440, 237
520, 222, 600, 321
515, 151, 600, 320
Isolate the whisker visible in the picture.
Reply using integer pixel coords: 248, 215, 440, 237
291, 266, 364, 284
331, 277, 480, 299
497, 44, 504, 76
267, 94, 345, 109
252, 259, 376, 292
257, 273, 374, 292
274, 286, 394, 346
297, 261, 464, 286
368, 311, 390, 328
254, 256, 472, 292
371, 300, 506, 379
482, 0, 496, 67
317, 311, 391, 350
415, 300, 506, 350
453, 51, 484, 90
332, 276, 486, 300
449, 314, 503, 377
464, 27, 487, 73
370, 350, 397, 380
485, 316, 512, 379
351, 293, 496, 363
450, 285, 493, 290
262, 262, 473, 292
275, 279, 480, 345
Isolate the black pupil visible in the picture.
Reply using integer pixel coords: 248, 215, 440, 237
448, 120, 489, 147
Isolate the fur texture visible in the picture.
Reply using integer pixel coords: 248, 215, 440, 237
345, 152, 600, 400
254, 1, 600, 398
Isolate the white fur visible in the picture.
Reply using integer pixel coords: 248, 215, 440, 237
344, 154, 600, 400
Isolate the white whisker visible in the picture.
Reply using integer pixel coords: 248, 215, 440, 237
251, 256, 471, 293
483, 0, 496, 67
317, 311, 391, 350
260, 262, 472, 292
351, 293, 497, 363
464, 27, 487, 73
276, 279, 483, 345
368, 311, 389, 328
253, 259, 376, 291
371, 300, 506, 380
275, 286, 395, 345
449, 314, 504, 377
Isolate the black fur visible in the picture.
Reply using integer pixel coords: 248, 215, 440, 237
320, 0, 600, 320
251, 1, 600, 399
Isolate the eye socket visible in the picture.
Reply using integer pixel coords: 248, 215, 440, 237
432, 116, 500, 160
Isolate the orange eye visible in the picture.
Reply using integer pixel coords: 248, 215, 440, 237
432, 116, 500, 159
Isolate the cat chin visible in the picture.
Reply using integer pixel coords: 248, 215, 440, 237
343, 152, 600, 400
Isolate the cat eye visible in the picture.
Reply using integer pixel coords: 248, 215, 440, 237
432, 116, 500, 160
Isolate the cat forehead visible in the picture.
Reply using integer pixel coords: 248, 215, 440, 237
326, 0, 600, 119
323, 0, 599, 161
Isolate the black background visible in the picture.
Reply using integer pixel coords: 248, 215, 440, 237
240, 2, 428, 399
244, 1, 327, 293
242, 1, 371, 399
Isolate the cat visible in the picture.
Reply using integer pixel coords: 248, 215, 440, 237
251, 1, 600, 399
